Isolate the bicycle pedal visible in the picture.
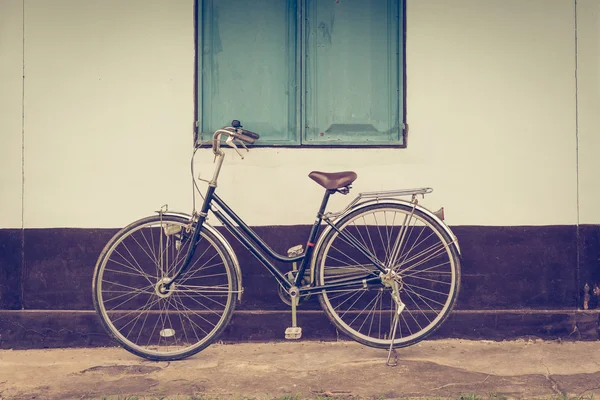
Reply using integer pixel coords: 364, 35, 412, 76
285, 327, 302, 340
287, 244, 303, 257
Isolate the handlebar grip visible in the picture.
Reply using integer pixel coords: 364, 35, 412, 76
241, 129, 260, 140
235, 133, 256, 144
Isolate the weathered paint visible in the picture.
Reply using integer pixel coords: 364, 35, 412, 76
0, 1, 23, 229
2, 224, 600, 348
576, 0, 600, 225
200, 0, 299, 144
2, 309, 599, 349
1, 0, 600, 348
0, 225, 588, 311
0, 0, 588, 228
199, 0, 403, 146
304, 0, 402, 145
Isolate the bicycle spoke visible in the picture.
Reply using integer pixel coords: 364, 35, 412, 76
397, 222, 428, 266
179, 262, 226, 284
170, 294, 208, 339
401, 289, 432, 326
139, 228, 158, 265
121, 241, 156, 283
403, 283, 447, 308
317, 203, 459, 349
384, 212, 398, 266
388, 210, 414, 269
104, 267, 154, 280
398, 241, 447, 274
338, 290, 369, 319
351, 292, 380, 329
372, 212, 389, 266
129, 234, 160, 272
103, 284, 154, 301
402, 261, 453, 280
176, 286, 229, 308
124, 293, 158, 341
396, 230, 439, 267
330, 288, 364, 312
178, 250, 220, 285
146, 298, 166, 349
366, 290, 382, 338
149, 225, 160, 282
404, 273, 452, 286
107, 252, 155, 283
106, 285, 154, 311
167, 235, 192, 278
110, 296, 162, 325
94, 216, 236, 360
328, 244, 375, 275
361, 215, 377, 257
176, 284, 233, 296
103, 279, 154, 294
333, 228, 383, 270
177, 290, 225, 317
169, 295, 192, 347
172, 292, 218, 330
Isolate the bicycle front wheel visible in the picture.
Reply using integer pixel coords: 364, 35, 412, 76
92, 215, 238, 361
315, 202, 460, 349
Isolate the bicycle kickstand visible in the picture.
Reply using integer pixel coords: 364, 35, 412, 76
386, 281, 405, 367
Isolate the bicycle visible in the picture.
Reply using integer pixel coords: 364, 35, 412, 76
92, 120, 461, 364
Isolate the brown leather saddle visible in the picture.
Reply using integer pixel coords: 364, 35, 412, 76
308, 171, 357, 190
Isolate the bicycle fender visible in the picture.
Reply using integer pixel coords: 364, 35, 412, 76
308, 199, 461, 283
357, 198, 461, 256
161, 211, 244, 301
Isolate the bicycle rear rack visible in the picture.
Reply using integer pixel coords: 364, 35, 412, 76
324, 187, 434, 219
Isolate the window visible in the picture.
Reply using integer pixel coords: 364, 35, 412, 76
197, 0, 405, 146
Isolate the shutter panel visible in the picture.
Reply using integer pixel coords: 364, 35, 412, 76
303, 0, 402, 145
199, 0, 299, 144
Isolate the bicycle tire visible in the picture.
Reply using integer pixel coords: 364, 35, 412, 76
315, 202, 460, 349
92, 214, 238, 361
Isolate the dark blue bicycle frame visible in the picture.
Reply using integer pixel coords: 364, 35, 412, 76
167, 186, 388, 295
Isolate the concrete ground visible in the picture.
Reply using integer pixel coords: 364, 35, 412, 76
1, 339, 599, 400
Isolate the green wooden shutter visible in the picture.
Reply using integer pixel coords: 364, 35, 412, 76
199, 0, 299, 144
303, 0, 402, 145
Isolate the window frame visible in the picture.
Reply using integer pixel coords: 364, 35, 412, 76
194, 0, 407, 148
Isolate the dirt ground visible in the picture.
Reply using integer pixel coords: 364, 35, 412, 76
1, 339, 600, 400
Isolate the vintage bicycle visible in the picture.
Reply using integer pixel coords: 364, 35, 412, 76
92, 120, 461, 363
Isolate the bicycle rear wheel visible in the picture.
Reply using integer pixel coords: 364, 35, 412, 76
92, 215, 238, 361
315, 202, 460, 349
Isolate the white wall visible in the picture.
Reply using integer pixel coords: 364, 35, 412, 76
0, 0, 594, 228
577, 0, 600, 224
0, 0, 24, 229
21, 0, 194, 228
407, 0, 577, 226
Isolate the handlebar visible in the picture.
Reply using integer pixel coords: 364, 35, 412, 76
231, 120, 259, 139
210, 120, 260, 158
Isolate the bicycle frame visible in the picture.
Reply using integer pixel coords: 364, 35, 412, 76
210, 191, 387, 295
93, 126, 463, 362
165, 152, 386, 296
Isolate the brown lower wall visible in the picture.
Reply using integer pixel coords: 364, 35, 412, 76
1, 224, 600, 348
0, 309, 598, 350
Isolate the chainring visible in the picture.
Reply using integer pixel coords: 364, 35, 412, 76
277, 271, 311, 306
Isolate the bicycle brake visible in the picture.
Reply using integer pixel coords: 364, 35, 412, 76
238, 140, 249, 151
225, 136, 245, 159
